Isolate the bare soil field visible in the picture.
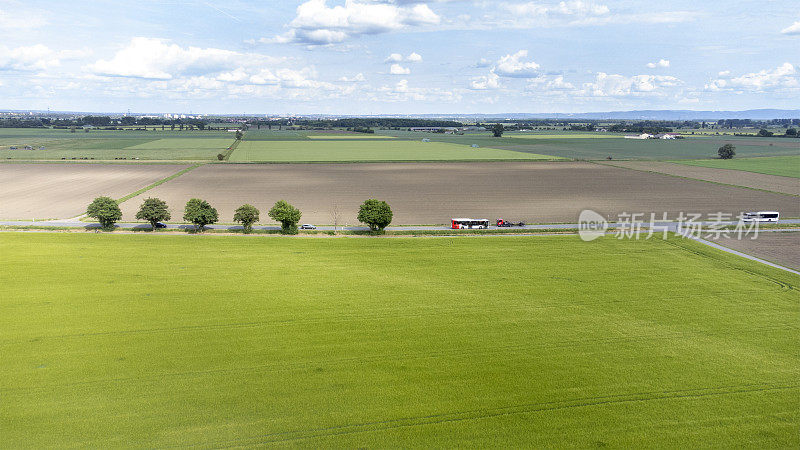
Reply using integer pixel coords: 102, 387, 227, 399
117, 162, 800, 225
603, 161, 800, 195
712, 232, 800, 270
0, 163, 188, 220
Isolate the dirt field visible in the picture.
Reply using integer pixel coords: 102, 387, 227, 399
117, 162, 800, 225
603, 161, 800, 195
711, 231, 800, 270
0, 163, 188, 220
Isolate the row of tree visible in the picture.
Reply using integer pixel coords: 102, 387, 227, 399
86, 197, 394, 233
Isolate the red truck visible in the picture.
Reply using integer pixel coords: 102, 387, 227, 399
496, 219, 525, 227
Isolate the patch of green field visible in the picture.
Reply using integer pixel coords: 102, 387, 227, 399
508, 133, 625, 139
1, 234, 798, 447
379, 130, 800, 160
673, 155, 800, 178
306, 135, 396, 140
229, 139, 557, 162
0, 129, 236, 160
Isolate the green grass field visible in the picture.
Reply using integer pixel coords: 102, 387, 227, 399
306, 135, 396, 140
0, 129, 235, 160
229, 139, 557, 162
1, 128, 796, 162
379, 131, 800, 160
674, 155, 800, 178
1, 233, 797, 447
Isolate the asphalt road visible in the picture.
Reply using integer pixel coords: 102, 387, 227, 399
2, 219, 798, 232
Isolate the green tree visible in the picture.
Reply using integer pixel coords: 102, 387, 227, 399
217, 153, 225, 161
357, 199, 393, 231
235, 130, 243, 140
135, 197, 170, 230
183, 198, 218, 232
268, 200, 301, 234
757, 128, 773, 137
86, 196, 122, 230
718, 143, 736, 160
492, 123, 504, 137
233, 204, 260, 233
786, 128, 797, 136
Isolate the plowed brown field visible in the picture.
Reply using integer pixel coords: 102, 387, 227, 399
712, 231, 800, 270
116, 162, 800, 225
602, 161, 800, 195
0, 163, 188, 220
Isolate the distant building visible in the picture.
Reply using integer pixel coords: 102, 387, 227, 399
624, 133, 654, 140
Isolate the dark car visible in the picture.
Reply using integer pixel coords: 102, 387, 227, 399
154, 222, 167, 229
300, 224, 317, 230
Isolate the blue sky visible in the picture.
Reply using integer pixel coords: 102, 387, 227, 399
0, 0, 798, 114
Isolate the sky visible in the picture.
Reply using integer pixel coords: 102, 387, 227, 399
0, 0, 798, 115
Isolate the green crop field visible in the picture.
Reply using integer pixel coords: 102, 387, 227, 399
1, 233, 797, 447
674, 155, 800, 178
378, 131, 800, 160
306, 135, 397, 139
229, 139, 558, 162
508, 133, 624, 139
0, 129, 235, 160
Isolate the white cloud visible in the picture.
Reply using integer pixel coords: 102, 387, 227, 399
340, 72, 366, 82
373, 78, 462, 103
582, 72, 681, 97
267, 0, 440, 45
527, 75, 575, 91
88, 38, 248, 79
494, 2, 692, 28
494, 50, 540, 78
475, 58, 492, 68
385, 53, 403, 62
646, 59, 670, 69
781, 21, 800, 35
717, 70, 731, 77
506, 1, 610, 18
470, 71, 500, 90
0, 44, 70, 71
0, 8, 47, 30
248, 69, 280, 85
705, 62, 798, 92
390, 63, 411, 74
385, 52, 422, 63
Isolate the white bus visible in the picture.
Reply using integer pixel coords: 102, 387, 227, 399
742, 211, 779, 223
451, 218, 490, 229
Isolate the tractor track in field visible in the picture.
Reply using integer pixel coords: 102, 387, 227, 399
199, 383, 800, 447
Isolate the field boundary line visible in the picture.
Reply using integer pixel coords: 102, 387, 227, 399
116, 163, 204, 204
220, 136, 241, 161
593, 161, 800, 197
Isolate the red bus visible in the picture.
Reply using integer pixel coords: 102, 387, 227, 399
451, 218, 490, 229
